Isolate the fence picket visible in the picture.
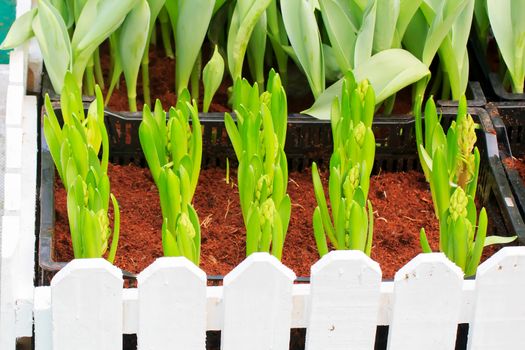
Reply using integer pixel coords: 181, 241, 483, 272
467, 247, 525, 349
305, 250, 381, 350
51, 259, 122, 350
137, 257, 207, 350
387, 253, 463, 350
221, 253, 295, 350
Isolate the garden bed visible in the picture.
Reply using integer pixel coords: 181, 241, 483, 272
37, 107, 519, 285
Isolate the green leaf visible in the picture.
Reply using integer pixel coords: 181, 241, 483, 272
420, 227, 432, 253
203, 45, 225, 113
71, 0, 139, 87
483, 235, 517, 246
465, 207, 488, 276
107, 193, 120, 263
176, 0, 215, 95
0, 7, 37, 50
246, 210, 261, 256
312, 162, 338, 248
32, 0, 72, 93
281, 0, 325, 98
313, 207, 329, 257
487, 0, 525, 93
365, 200, 374, 256
432, 147, 450, 219
118, 0, 151, 111
224, 113, 243, 161
305, 49, 429, 119
227, 0, 272, 82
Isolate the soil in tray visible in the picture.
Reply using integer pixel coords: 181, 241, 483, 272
52, 164, 501, 279
504, 156, 525, 180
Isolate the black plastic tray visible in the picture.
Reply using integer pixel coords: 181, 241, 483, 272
487, 102, 525, 238
469, 35, 525, 102
436, 81, 486, 108
38, 107, 523, 286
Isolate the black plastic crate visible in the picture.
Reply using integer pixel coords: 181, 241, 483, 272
37, 107, 523, 286
436, 81, 486, 108
487, 102, 525, 241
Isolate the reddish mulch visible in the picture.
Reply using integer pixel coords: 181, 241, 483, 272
52, 164, 504, 279
99, 43, 415, 115
504, 156, 525, 180
102, 44, 231, 114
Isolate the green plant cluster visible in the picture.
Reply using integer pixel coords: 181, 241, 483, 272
139, 91, 202, 264
312, 72, 375, 257
43, 72, 120, 262
416, 97, 516, 276
225, 70, 290, 260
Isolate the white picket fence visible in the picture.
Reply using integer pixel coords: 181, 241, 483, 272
29, 248, 525, 350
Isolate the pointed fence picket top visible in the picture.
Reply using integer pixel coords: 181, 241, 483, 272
467, 247, 525, 349
137, 257, 207, 350
51, 259, 123, 350
305, 250, 381, 350
221, 253, 296, 350
387, 253, 463, 350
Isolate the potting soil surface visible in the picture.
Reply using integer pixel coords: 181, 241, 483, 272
52, 164, 500, 279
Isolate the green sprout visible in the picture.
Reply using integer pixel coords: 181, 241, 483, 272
416, 96, 516, 276
311, 71, 375, 257
225, 70, 290, 260
43, 72, 120, 262
139, 91, 202, 264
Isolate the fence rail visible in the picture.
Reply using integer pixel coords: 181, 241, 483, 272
31, 248, 525, 350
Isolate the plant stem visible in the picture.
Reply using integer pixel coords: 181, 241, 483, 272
441, 72, 451, 100
142, 44, 152, 106
382, 93, 396, 116
190, 51, 202, 102
159, 8, 174, 59
85, 63, 96, 97
128, 97, 137, 112
93, 48, 105, 90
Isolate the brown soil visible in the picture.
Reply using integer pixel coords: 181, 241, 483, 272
52, 165, 504, 279
102, 45, 231, 114
504, 156, 525, 180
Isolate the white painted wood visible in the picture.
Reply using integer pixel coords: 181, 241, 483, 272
15, 299, 33, 337
0, 216, 19, 350
306, 250, 381, 350
221, 253, 296, 350
3, 173, 21, 211
207, 286, 223, 331
5, 84, 24, 126
34, 287, 51, 350
292, 284, 310, 328
378, 282, 394, 325
468, 247, 525, 349
14, 96, 37, 304
51, 259, 123, 350
8, 46, 27, 88
137, 257, 206, 350
387, 253, 463, 350
5, 127, 22, 169
123, 288, 138, 334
